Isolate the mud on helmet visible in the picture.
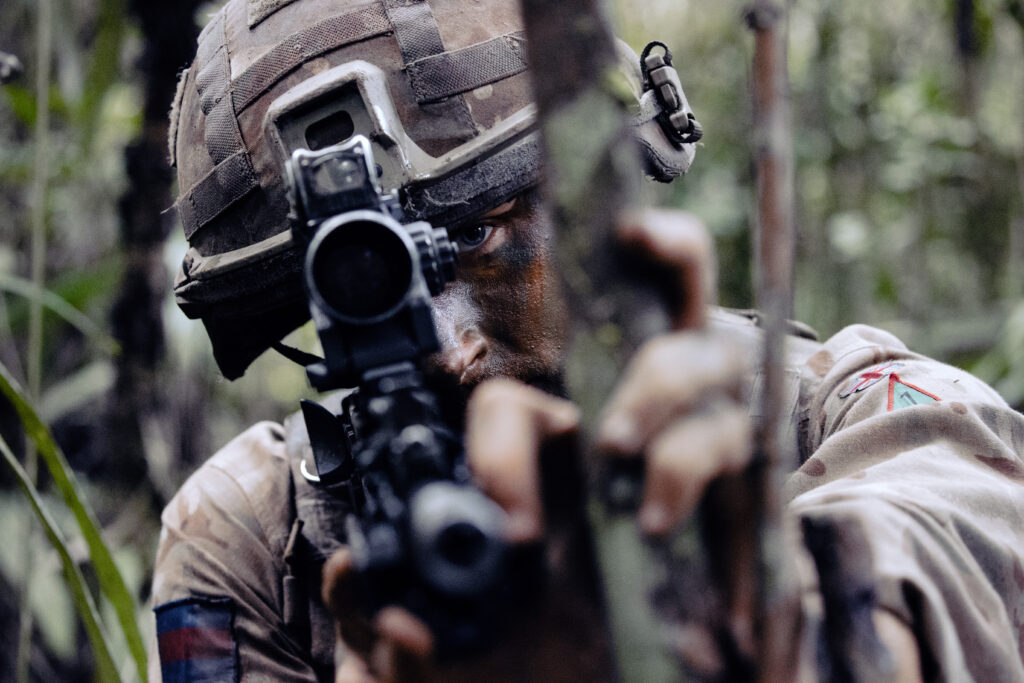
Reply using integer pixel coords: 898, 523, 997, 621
169, 0, 698, 379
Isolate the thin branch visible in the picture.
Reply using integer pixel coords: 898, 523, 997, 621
746, 0, 801, 679
28, 0, 51, 410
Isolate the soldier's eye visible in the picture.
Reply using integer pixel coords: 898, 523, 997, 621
456, 224, 494, 251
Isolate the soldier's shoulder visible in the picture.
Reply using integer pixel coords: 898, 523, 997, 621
203, 420, 291, 481
161, 421, 295, 554
708, 306, 823, 369
708, 306, 819, 341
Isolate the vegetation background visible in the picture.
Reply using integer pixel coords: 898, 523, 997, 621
0, 0, 1021, 679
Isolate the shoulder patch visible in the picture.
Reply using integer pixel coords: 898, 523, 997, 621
838, 361, 903, 398
887, 374, 940, 411
155, 597, 238, 683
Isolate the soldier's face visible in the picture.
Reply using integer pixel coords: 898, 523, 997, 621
426, 187, 569, 402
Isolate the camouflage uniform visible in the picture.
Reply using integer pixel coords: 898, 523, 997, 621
150, 310, 1024, 681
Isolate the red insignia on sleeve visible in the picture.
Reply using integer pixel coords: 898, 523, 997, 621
887, 374, 940, 411
839, 361, 903, 398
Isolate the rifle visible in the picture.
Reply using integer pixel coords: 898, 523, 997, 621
284, 135, 542, 659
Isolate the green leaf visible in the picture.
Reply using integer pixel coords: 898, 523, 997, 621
78, 0, 128, 152
0, 83, 72, 129
2, 84, 36, 126
0, 274, 120, 356
0, 361, 146, 682
49, 255, 125, 313
38, 360, 116, 423
0, 434, 122, 683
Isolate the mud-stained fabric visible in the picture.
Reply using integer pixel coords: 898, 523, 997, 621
150, 422, 327, 682
405, 30, 528, 104
248, 0, 300, 27
178, 151, 259, 241
230, 7, 393, 114
787, 324, 1024, 681
151, 316, 1024, 681
382, 0, 476, 140
401, 133, 542, 227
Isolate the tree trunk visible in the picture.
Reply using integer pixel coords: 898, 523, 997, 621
104, 1, 202, 497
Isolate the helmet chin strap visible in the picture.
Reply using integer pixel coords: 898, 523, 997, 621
272, 340, 324, 368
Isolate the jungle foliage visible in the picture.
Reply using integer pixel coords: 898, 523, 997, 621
0, 0, 1021, 679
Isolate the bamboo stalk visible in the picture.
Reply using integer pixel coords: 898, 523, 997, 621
18, 0, 52, 679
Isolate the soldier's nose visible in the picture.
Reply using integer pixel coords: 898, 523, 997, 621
441, 329, 488, 381
431, 282, 488, 381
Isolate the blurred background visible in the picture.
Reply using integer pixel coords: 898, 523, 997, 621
0, 0, 1021, 679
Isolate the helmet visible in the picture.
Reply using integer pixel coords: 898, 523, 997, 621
169, 0, 698, 379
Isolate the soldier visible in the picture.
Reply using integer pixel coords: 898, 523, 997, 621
152, 0, 1024, 681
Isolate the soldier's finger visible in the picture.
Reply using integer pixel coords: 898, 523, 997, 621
639, 405, 752, 535
466, 378, 580, 543
597, 333, 747, 457
617, 209, 715, 331
672, 622, 725, 679
376, 607, 434, 659
335, 654, 375, 683
322, 548, 377, 658
372, 607, 434, 682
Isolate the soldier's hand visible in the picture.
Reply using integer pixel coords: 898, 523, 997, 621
323, 550, 432, 683
465, 211, 755, 677
323, 381, 609, 683
598, 209, 753, 535
321, 209, 753, 681
596, 330, 751, 533
468, 209, 751, 540
467, 209, 752, 543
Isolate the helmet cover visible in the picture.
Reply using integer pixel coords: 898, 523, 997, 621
169, 0, 697, 378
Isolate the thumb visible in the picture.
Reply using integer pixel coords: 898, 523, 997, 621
617, 209, 715, 331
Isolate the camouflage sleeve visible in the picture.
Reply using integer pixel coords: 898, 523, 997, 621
150, 421, 319, 682
785, 324, 1024, 680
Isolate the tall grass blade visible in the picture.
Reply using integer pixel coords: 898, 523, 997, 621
0, 433, 121, 682
0, 274, 119, 355
0, 361, 147, 681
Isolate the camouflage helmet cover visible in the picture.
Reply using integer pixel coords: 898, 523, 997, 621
169, 0, 696, 378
